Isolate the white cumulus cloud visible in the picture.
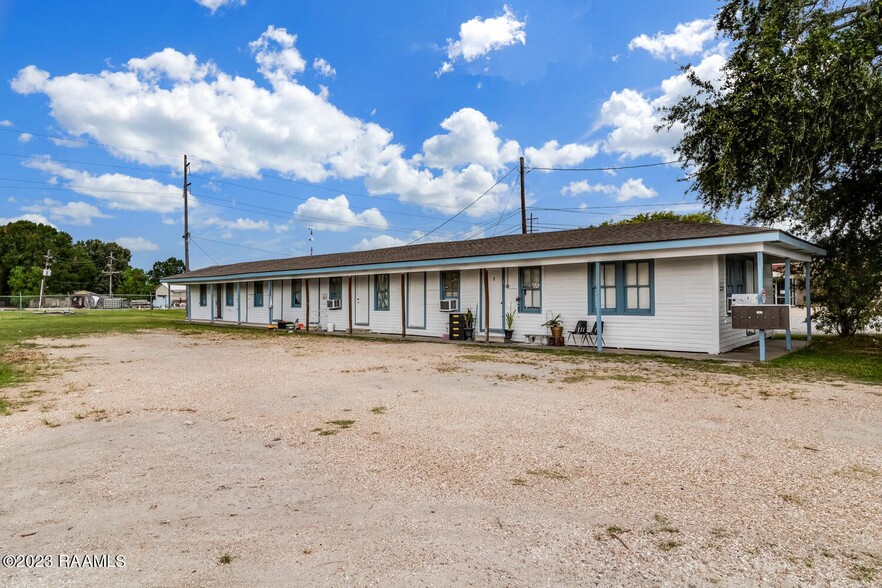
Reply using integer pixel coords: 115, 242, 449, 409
22, 198, 111, 226
23, 158, 185, 213
629, 18, 717, 60
312, 57, 336, 78
562, 178, 656, 202
18, 133, 33, 143
115, 237, 159, 252
598, 52, 725, 160
352, 235, 410, 251
294, 195, 388, 232
204, 216, 269, 231
525, 140, 599, 169
615, 178, 657, 202
420, 108, 519, 170
560, 181, 616, 196
437, 5, 526, 76
195, 0, 246, 13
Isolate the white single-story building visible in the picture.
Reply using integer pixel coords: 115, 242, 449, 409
155, 283, 187, 308
166, 221, 824, 356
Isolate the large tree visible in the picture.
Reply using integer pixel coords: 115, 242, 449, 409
148, 257, 185, 286
72, 239, 133, 294
664, 0, 882, 335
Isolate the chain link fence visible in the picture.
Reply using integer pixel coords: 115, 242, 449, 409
0, 293, 187, 313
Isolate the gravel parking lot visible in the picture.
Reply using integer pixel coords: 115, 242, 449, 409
1, 330, 880, 587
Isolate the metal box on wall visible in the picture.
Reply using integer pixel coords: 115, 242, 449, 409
731, 305, 791, 330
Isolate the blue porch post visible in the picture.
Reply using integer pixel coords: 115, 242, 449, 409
186, 285, 191, 321
805, 260, 812, 343
236, 282, 241, 325
209, 284, 215, 324
757, 251, 765, 361
784, 257, 792, 352
595, 261, 603, 353
268, 280, 273, 324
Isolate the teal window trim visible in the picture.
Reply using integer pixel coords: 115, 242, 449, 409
329, 276, 342, 300
253, 281, 264, 307
623, 260, 653, 315
440, 270, 461, 307
518, 266, 541, 313
374, 273, 390, 311
225, 283, 234, 307
291, 279, 302, 307
589, 260, 655, 315
199, 284, 207, 306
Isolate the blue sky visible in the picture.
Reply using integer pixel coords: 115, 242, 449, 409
0, 0, 729, 270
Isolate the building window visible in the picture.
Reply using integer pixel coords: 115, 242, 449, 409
291, 279, 302, 307
375, 274, 390, 311
199, 284, 207, 306
329, 277, 342, 300
253, 281, 264, 307
225, 283, 234, 307
590, 261, 654, 315
624, 261, 652, 313
725, 256, 755, 314
519, 267, 541, 313
440, 270, 460, 301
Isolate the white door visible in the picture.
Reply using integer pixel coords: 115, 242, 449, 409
407, 272, 426, 329
308, 279, 320, 325
355, 275, 370, 325
487, 269, 504, 331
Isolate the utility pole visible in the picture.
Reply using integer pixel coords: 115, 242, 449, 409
309, 226, 315, 256
38, 250, 52, 309
183, 154, 191, 271
104, 252, 120, 299
519, 156, 527, 235
528, 213, 536, 234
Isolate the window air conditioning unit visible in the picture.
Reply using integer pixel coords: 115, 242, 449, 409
440, 299, 458, 312
327, 299, 342, 310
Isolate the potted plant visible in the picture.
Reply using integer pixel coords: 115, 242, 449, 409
542, 314, 564, 340
504, 309, 515, 342
463, 308, 475, 341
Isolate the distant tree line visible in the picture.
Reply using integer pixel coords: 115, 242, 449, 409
0, 220, 185, 297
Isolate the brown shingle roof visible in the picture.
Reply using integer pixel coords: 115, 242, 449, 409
168, 221, 774, 280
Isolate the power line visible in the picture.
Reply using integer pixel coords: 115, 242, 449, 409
189, 238, 219, 266
409, 164, 519, 245
190, 235, 290, 257
0, 127, 181, 162
528, 160, 682, 172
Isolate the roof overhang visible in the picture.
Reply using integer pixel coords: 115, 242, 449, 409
165, 230, 825, 284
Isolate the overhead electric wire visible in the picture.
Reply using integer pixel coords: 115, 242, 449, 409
408, 164, 518, 245
190, 235, 290, 257
528, 160, 682, 172
188, 238, 219, 266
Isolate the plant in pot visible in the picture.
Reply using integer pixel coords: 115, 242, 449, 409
463, 308, 475, 341
504, 309, 515, 342
541, 314, 564, 344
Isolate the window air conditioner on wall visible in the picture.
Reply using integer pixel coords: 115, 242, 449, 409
440, 299, 458, 312
327, 299, 342, 310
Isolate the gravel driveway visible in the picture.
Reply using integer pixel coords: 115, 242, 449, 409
1, 330, 880, 587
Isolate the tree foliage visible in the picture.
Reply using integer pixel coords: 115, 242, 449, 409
148, 257, 185, 286
664, 0, 882, 334
0, 220, 173, 298
600, 210, 720, 226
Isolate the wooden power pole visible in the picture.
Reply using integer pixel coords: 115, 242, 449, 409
183, 154, 191, 271
519, 156, 527, 235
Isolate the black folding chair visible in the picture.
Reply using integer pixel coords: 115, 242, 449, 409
567, 320, 589, 347
587, 321, 605, 346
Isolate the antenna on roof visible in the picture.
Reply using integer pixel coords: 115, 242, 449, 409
308, 226, 314, 256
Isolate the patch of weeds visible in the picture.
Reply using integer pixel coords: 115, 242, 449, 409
647, 514, 680, 535
493, 373, 539, 382
42, 418, 60, 428
0, 397, 9, 415
310, 427, 322, 432
74, 413, 86, 420
526, 468, 569, 481
658, 539, 683, 551
20, 389, 47, 399
317, 430, 337, 436
710, 527, 731, 539
326, 419, 355, 429
460, 353, 500, 362
39, 403, 55, 413
511, 478, 527, 486
849, 464, 880, 478
436, 364, 465, 373
370, 405, 387, 415
779, 493, 803, 505
218, 553, 234, 565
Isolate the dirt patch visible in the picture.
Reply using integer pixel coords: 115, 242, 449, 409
0, 330, 880, 586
